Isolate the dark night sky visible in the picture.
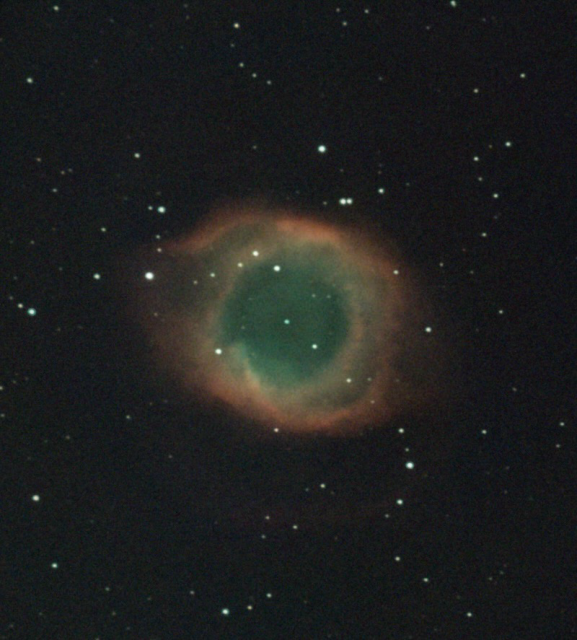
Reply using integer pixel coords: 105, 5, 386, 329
2, 2, 576, 638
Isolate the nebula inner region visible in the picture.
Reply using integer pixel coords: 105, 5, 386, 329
132, 206, 443, 435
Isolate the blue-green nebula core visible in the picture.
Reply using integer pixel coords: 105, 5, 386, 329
219, 260, 349, 387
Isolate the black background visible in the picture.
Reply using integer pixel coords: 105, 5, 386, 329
2, 2, 576, 638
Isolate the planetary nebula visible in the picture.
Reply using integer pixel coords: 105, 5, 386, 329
132, 205, 444, 436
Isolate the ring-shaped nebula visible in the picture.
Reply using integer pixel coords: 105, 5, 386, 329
129, 203, 447, 439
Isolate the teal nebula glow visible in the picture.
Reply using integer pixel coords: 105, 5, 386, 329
219, 259, 349, 387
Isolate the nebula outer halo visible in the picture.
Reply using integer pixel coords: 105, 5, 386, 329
133, 205, 443, 437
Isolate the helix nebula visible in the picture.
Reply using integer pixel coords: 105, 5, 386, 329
129, 203, 448, 439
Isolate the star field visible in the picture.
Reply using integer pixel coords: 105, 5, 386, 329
2, 2, 575, 638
